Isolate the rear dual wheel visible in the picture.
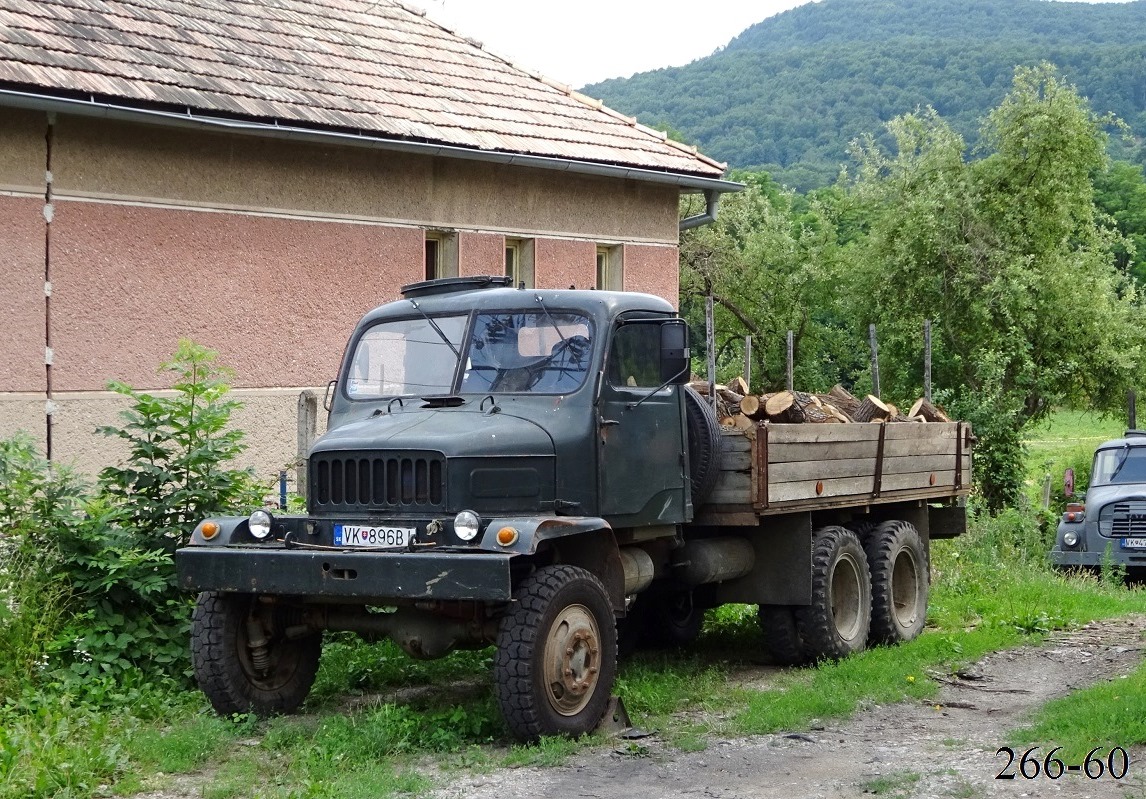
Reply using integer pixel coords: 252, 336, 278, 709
796, 526, 872, 661
864, 520, 928, 645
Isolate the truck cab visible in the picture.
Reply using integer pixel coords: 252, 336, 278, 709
1051, 430, 1146, 574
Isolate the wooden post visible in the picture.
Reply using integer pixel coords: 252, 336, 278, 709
743, 335, 752, 391
786, 330, 794, 391
297, 389, 319, 499
923, 319, 932, 402
868, 323, 880, 399
705, 292, 716, 409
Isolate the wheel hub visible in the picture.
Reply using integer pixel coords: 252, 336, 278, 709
544, 604, 601, 716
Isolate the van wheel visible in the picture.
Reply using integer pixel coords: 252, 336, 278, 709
494, 566, 617, 740
191, 592, 321, 716
865, 520, 928, 644
758, 604, 809, 666
796, 526, 871, 660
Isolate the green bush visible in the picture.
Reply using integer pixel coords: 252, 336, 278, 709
0, 341, 264, 702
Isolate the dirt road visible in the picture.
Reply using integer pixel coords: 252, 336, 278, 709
429, 617, 1146, 799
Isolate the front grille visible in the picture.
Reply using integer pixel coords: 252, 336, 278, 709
1110, 502, 1146, 536
311, 452, 446, 511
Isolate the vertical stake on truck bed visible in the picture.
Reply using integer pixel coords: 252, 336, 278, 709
873, 422, 886, 498
705, 291, 716, 409
756, 422, 770, 510
869, 324, 880, 399
955, 422, 964, 490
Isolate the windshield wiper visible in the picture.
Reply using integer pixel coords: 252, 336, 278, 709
534, 295, 568, 346
1111, 442, 1132, 480
408, 299, 460, 359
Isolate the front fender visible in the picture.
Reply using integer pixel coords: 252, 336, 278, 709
476, 515, 611, 555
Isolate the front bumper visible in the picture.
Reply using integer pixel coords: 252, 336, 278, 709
176, 545, 514, 602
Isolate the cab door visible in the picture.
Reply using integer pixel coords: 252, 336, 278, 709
597, 321, 688, 524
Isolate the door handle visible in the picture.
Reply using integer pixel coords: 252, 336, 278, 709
599, 418, 620, 427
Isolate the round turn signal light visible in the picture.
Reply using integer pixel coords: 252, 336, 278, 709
201, 521, 220, 540
496, 526, 519, 546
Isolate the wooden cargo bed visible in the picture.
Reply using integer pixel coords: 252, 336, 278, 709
704, 421, 973, 520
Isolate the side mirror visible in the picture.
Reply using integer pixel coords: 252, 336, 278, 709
1064, 467, 1075, 498
323, 379, 336, 411
660, 320, 690, 385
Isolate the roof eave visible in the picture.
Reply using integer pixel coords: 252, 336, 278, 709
1, 88, 744, 195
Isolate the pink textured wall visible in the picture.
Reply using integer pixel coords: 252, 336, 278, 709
623, 243, 679, 308
49, 202, 424, 390
458, 231, 504, 277
0, 196, 47, 392
534, 238, 596, 290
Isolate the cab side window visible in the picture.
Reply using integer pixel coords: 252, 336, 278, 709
607, 323, 662, 388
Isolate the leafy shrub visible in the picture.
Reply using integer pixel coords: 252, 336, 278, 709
98, 339, 264, 548
0, 341, 264, 700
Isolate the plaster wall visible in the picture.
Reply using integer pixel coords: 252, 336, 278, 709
51, 115, 681, 244
0, 389, 328, 484
0, 108, 44, 192
623, 243, 680, 306
534, 238, 597, 291
0, 195, 47, 392
457, 231, 505, 277
48, 202, 422, 390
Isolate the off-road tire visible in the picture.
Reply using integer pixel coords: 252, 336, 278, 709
757, 604, 808, 666
684, 385, 723, 506
865, 520, 929, 645
191, 592, 321, 716
796, 526, 871, 661
494, 565, 618, 740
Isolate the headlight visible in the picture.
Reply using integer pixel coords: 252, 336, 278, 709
249, 509, 273, 540
454, 510, 481, 541
1063, 530, 1079, 547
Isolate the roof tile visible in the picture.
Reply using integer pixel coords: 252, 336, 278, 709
0, 0, 725, 176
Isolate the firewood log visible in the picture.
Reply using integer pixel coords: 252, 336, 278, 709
853, 395, 891, 423
908, 398, 952, 423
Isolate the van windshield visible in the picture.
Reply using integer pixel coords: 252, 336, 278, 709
1092, 446, 1146, 486
345, 311, 593, 399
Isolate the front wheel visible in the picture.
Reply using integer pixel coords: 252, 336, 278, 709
494, 565, 618, 740
191, 592, 322, 716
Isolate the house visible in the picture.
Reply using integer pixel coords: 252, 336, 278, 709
0, 0, 738, 482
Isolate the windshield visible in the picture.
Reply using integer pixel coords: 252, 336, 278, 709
346, 315, 467, 399
1092, 447, 1146, 486
345, 310, 593, 399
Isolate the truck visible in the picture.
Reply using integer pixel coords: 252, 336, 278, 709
175, 275, 973, 740
1050, 430, 1146, 576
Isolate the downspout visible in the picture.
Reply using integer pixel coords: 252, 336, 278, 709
679, 189, 721, 231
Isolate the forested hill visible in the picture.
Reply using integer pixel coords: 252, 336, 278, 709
582, 0, 1146, 190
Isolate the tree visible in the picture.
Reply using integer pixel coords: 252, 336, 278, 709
843, 64, 1144, 509
679, 173, 862, 393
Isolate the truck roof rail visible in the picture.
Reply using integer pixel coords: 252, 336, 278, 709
1125, 430, 1146, 438
401, 275, 513, 298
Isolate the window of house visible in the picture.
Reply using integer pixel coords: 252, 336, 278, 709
505, 238, 535, 288
596, 244, 623, 291
424, 231, 458, 281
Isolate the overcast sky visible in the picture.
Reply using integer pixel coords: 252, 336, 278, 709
412, 0, 1134, 89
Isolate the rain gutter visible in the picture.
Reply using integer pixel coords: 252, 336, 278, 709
0, 88, 743, 213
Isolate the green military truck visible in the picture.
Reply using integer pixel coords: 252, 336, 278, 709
176, 276, 972, 740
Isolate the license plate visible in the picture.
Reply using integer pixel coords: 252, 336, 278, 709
1119, 538, 1146, 549
334, 524, 414, 548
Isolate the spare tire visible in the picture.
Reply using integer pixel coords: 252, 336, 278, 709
684, 385, 722, 505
